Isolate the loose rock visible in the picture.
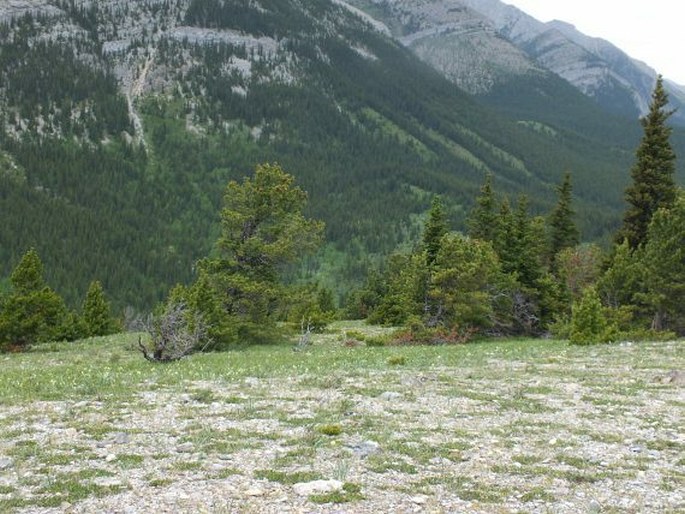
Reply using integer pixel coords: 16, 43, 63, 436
176, 442, 194, 453
293, 479, 343, 496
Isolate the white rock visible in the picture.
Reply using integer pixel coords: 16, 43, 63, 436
293, 479, 343, 496
94, 477, 123, 488
176, 442, 194, 453
411, 495, 429, 504
348, 440, 380, 457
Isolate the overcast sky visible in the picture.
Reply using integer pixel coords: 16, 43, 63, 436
506, 0, 685, 85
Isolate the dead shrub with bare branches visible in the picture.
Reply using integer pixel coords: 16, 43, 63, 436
138, 302, 211, 362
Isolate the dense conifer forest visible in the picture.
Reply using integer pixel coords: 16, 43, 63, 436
0, 1, 683, 329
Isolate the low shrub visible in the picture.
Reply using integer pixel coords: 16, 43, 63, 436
388, 325, 477, 346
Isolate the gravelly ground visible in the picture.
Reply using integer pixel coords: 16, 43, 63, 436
0, 340, 683, 513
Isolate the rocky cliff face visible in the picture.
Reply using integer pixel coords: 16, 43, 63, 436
346, 0, 543, 94
348, 0, 685, 125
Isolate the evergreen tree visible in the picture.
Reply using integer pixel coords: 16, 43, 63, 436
422, 196, 449, 266
0, 249, 68, 350
468, 173, 497, 242
617, 76, 677, 249
428, 234, 500, 330
513, 196, 544, 287
191, 163, 324, 346
570, 286, 612, 345
493, 197, 517, 274
496, 195, 545, 287
638, 192, 685, 333
368, 252, 428, 326
549, 173, 579, 264
10, 248, 44, 294
82, 280, 118, 337
597, 239, 642, 309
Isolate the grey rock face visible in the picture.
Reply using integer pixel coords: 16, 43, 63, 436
461, 0, 684, 122
350, 0, 685, 123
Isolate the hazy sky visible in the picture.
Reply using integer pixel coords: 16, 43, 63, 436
506, 0, 685, 85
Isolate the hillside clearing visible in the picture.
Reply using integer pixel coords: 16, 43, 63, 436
0, 323, 683, 513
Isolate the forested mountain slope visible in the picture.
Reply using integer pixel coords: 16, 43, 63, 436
0, 0, 679, 311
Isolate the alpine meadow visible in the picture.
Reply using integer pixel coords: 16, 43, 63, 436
0, 1, 683, 512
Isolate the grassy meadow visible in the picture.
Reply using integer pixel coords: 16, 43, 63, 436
0, 322, 682, 512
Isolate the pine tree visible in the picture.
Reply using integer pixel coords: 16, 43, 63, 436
513, 196, 544, 287
468, 173, 497, 242
193, 163, 324, 347
82, 280, 118, 337
597, 239, 642, 309
422, 196, 449, 266
10, 248, 44, 294
638, 192, 685, 333
570, 286, 612, 345
368, 252, 428, 326
429, 234, 500, 330
493, 197, 517, 274
549, 173, 579, 264
617, 76, 677, 249
0, 249, 68, 350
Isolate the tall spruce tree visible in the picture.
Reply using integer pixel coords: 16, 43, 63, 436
549, 173, 579, 263
618, 76, 677, 249
468, 173, 497, 242
422, 196, 449, 266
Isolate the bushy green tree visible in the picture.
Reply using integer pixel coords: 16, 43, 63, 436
82, 280, 119, 337
492, 195, 545, 285
189, 163, 324, 346
468, 173, 497, 242
368, 252, 428, 326
422, 196, 449, 266
570, 287, 613, 345
491, 195, 562, 334
0, 249, 69, 350
638, 192, 685, 333
428, 234, 501, 330
617, 76, 677, 249
597, 239, 642, 310
549, 173, 579, 265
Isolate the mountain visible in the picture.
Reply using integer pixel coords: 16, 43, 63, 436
0, 0, 679, 311
346, 0, 685, 126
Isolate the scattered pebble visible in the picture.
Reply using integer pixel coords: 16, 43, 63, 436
244, 486, 266, 497
293, 479, 343, 496
176, 442, 194, 453
347, 440, 380, 457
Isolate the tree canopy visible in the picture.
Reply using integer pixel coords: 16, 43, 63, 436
187, 163, 324, 347
617, 76, 677, 249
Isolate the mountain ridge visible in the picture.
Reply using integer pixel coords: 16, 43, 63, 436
346, 0, 685, 125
